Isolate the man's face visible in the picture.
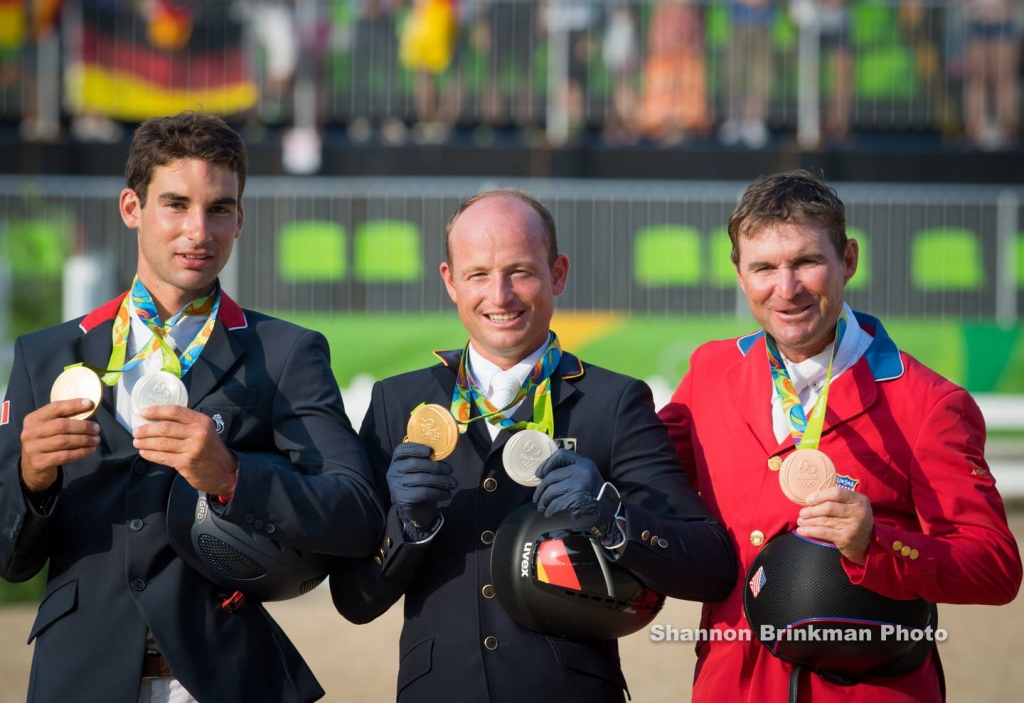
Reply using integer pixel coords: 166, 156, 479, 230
736, 221, 857, 362
440, 196, 569, 370
120, 159, 242, 316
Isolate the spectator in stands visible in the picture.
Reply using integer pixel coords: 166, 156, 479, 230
601, 3, 639, 145
817, 0, 852, 144
962, 0, 1020, 150
718, 0, 775, 149
634, 0, 708, 146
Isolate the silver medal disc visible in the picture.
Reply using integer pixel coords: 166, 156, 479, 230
502, 429, 558, 487
131, 371, 188, 423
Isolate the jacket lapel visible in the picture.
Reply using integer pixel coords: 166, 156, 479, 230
183, 318, 247, 408
821, 357, 878, 434
727, 336, 783, 455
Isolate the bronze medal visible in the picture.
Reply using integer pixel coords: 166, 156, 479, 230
407, 404, 459, 461
779, 448, 837, 504
50, 367, 103, 420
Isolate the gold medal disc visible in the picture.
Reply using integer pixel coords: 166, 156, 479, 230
50, 367, 103, 420
407, 404, 459, 461
779, 448, 837, 504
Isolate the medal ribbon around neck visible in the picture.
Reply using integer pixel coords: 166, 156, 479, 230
97, 275, 220, 385
448, 332, 562, 437
765, 310, 849, 450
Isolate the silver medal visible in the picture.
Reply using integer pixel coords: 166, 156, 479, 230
131, 371, 188, 423
502, 429, 558, 487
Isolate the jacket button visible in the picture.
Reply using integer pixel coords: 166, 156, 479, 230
649, 535, 659, 546
245, 514, 254, 525
901, 546, 911, 557
374, 556, 383, 566
641, 530, 651, 541
265, 524, 275, 534
909, 549, 920, 560
482, 584, 496, 599
750, 530, 765, 547
129, 519, 144, 532
892, 540, 903, 551
480, 531, 495, 545
767, 456, 782, 472
131, 579, 146, 591
483, 477, 498, 492
483, 636, 498, 651
133, 462, 147, 476
379, 547, 387, 558
254, 520, 264, 530
386, 537, 393, 549
657, 538, 669, 549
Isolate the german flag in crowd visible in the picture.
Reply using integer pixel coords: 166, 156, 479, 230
66, 0, 257, 121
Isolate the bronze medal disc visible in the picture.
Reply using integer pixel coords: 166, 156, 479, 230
407, 404, 459, 461
50, 366, 103, 420
779, 448, 837, 504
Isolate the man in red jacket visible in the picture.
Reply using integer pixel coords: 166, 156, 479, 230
659, 169, 1021, 702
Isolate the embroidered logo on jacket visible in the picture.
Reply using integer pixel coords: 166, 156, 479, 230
0, 400, 9, 426
212, 413, 226, 435
836, 474, 860, 491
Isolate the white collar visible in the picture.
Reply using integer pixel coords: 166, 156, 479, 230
781, 304, 870, 392
468, 336, 551, 397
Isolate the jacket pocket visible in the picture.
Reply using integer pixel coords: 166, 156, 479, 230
28, 579, 78, 643
397, 636, 434, 695
546, 637, 628, 691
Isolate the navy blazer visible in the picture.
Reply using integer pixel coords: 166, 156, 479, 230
0, 292, 385, 703
330, 349, 736, 703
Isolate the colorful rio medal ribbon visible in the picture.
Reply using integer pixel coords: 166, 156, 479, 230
436, 332, 563, 485
767, 313, 849, 504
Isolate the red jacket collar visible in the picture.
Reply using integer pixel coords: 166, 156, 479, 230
79, 291, 247, 333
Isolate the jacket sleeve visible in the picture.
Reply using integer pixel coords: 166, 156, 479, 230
609, 378, 736, 602
329, 380, 434, 624
218, 330, 385, 558
842, 388, 1022, 605
0, 337, 60, 582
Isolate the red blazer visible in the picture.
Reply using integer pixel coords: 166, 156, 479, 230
659, 311, 1021, 703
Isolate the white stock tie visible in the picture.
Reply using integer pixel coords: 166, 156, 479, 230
490, 370, 523, 411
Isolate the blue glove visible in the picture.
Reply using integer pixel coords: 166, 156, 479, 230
387, 442, 458, 536
533, 449, 621, 544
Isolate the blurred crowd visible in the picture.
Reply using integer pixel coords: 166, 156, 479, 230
0, 0, 1021, 151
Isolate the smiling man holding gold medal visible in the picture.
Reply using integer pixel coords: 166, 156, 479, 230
0, 112, 383, 703
659, 170, 1022, 702
330, 189, 736, 703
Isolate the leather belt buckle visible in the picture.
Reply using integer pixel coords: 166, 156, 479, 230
142, 652, 173, 678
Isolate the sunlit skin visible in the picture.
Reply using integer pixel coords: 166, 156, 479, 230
440, 196, 569, 370
735, 221, 871, 564
22, 159, 246, 495
119, 158, 243, 320
735, 221, 858, 363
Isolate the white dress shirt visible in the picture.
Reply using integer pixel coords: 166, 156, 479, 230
468, 337, 550, 441
770, 304, 873, 444
114, 298, 206, 432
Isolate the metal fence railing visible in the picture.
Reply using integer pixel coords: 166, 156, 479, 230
1, 176, 1021, 323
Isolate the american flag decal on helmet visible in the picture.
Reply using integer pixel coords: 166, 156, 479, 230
749, 566, 766, 598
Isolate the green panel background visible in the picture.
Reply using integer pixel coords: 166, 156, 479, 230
278, 313, 1022, 393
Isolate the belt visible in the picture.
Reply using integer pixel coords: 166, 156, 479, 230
142, 652, 173, 678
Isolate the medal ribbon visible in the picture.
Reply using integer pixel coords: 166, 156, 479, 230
765, 311, 849, 449
99, 275, 220, 385
447, 332, 562, 437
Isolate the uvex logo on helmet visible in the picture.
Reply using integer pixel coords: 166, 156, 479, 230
520, 542, 533, 577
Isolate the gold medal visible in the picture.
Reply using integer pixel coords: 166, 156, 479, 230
407, 404, 459, 461
50, 367, 103, 420
779, 448, 836, 504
